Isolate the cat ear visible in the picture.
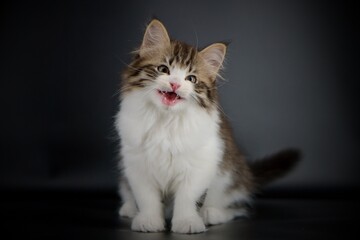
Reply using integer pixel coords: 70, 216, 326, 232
199, 43, 227, 76
140, 19, 170, 56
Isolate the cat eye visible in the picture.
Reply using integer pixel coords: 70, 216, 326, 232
185, 75, 197, 84
157, 65, 170, 74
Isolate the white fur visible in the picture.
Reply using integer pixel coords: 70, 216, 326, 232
200, 172, 249, 225
118, 180, 137, 218
115, 67, 247, 233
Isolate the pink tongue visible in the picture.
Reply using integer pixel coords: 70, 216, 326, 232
161, 92, 179, 106
165, 92, 177, 101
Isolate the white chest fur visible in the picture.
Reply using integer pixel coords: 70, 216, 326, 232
115, 91, 223, 193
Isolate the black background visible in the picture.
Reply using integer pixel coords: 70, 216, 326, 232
1, 0, 359, 196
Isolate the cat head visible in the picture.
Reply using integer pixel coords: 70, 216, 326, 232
121, 19, 227, 112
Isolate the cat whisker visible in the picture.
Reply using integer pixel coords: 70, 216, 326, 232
111, 89, 121, 98
111, 82, 124, 98
212, 100, 232, 121
190, 94, 201, 105
141, 85, 157, 98
192, 26, 199, 51
217, 81, 228, 89
113, 53, 141, 72
216, 72, 226, 81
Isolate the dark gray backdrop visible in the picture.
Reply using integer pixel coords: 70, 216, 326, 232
1, 0, 359, 194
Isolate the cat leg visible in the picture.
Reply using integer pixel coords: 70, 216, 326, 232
171, 170, 214, 234
125, 164, 165, 232
200, 173, 250, 225
171, 186, 206, 233
119, 178, 138, 218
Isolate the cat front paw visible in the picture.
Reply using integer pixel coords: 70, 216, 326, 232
131, 213, 165, 232
171, 214, 206, 234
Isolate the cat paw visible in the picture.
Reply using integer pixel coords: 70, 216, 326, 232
200, 207, 247, 225
131, 213, 165, 232
201, 207, 230, 225
119, 202, 137, 218
171, 214, 206, 234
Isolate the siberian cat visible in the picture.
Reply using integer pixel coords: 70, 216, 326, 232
115, 19, 299, 234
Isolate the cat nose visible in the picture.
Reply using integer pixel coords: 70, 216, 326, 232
170, 82, 180, 91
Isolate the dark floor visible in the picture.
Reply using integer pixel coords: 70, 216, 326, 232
1, 190, 358, 240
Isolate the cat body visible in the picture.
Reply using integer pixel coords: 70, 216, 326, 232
117, 89, 224, 233
115, 19, 299, 234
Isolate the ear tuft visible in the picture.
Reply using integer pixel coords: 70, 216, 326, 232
199, 43, 227, 76
140, 19, 170, 56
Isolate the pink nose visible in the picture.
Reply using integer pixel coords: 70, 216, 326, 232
170, 82, 180, 91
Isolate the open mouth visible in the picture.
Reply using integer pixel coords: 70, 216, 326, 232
157, 90, 182, 106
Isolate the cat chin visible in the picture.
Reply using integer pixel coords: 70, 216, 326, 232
153, 100, 187, 112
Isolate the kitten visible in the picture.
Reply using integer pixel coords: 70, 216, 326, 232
115, 19, 300, 234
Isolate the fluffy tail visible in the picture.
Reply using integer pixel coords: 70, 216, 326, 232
249, 149, 301, 187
